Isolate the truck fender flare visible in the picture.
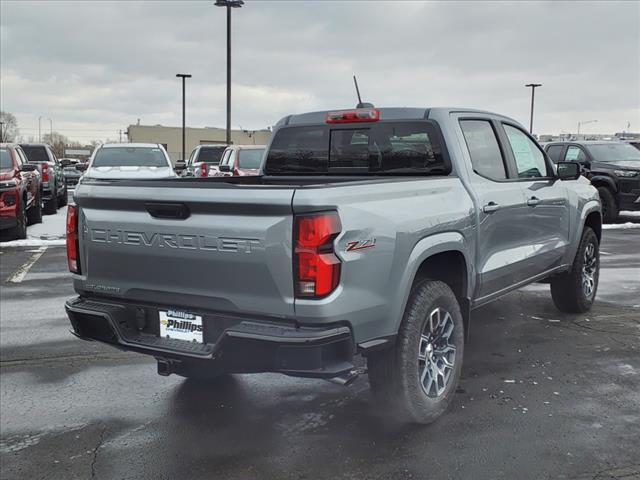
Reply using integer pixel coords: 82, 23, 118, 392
392, 231, 472, 334
565, 201, 601, 267
590, 175, 617, 193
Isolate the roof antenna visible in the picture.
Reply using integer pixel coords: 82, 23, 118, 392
353, 75, 374, 109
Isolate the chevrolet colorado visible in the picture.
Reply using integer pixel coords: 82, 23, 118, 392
65, 107, 601, 424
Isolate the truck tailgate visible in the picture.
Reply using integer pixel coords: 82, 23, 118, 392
74, 183, 295, 317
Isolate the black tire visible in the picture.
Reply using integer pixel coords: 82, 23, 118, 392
597, 187, 618, 223
8, 198, 28, 240
58, 184, 68, 207
43, 191, 58, 215
368, 280, 464, 424
27, 191, 43, 225
550, 226, 599, 313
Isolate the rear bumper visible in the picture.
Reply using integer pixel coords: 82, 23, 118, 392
65, 296, 355, 378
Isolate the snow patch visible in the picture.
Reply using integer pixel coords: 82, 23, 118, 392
0, 206, 68, 248
603, 222, 640, 230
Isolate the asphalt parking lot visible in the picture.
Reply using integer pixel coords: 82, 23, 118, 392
1, 216, 639, 480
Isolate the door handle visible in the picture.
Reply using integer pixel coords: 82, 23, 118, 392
483, 202, 500, 214
527, 196, 540, 207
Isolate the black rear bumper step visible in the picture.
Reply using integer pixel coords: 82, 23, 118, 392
65, 296, 355, 378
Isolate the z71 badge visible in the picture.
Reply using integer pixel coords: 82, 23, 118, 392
345, 238, 376, 252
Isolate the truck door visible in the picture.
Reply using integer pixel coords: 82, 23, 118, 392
457, 118, 529, 300
498, 123, 571, 279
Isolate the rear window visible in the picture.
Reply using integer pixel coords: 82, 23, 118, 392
197, 147, 226, 164
20, 145, 49, 163
238, 149, 265, 169
92, 147, 169, 168
0, 148, 13, 169
265, 122, 449, 175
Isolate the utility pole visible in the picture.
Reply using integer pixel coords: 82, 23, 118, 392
48, 118, 52, 141
0, 121, 4, 142
38, 116, 43, 142
119, 130, 122, 143
577, 119, 597, 137
176, 74, 192, 162
525, 83, 542, 134
215, 0, 244, 145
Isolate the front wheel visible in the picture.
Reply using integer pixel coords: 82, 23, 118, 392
43, 191, 58, 215
550, 226, 599, 313
27, 191, 43, 225
368, 280, 464, 424
597, 187, 618, 223
8, 199, 28, 240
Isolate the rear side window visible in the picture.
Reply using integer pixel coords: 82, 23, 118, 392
92, 147, 168, 167
503, 124, 549, 178
265, 122, 448, 175
546, 145, 564, 163
238, 149, 265, 169
459, 120, 506, 180
0, 148, 13, 169
197, 147, 226, 164
20, 145, 49, 162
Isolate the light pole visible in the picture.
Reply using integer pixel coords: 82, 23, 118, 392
48, 118, 53, 140
176, 73, 192, 161
525, 83, 542, 134
577, 119, 597, 136
215, 0, 244, 145
38, 116, 43, 142
0, 121, 4, 142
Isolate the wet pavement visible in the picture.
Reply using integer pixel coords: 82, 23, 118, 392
1, 224, 639, 479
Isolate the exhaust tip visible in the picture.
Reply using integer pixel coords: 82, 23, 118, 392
326, 368, 366, 387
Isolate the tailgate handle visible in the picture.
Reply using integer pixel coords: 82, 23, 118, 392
145, 203, 190, 220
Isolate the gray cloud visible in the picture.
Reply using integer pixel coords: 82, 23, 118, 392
1, 0, 638, 142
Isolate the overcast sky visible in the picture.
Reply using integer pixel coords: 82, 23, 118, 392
1, 0, 639, 143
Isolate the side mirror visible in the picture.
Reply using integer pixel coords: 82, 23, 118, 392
75, 163, 88, 172
20, 163, 38, 172
174, 160, 186, 173
218, 164, 231, 172
557, 161, 580, 180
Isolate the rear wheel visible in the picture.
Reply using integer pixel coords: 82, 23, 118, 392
27, 191, 43, 225
550, 226, 599, 313
44, 191, 58, 215
368, 280, 464, 424
597, 187, 618, 223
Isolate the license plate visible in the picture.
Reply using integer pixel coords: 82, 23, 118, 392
159, 310, 203, 343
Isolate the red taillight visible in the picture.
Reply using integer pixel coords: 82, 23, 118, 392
200, 163, 208, 177
42, 162, 49, 182
325, 108, 379, 124
294, 212, 341, 297
66, 204, 80, 274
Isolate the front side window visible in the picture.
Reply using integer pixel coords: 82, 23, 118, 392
546, 145, 564, 163
460, 120, 506, 180
564, 146, 587, 162
503, 124, 549, 178
91, 147, 169, 168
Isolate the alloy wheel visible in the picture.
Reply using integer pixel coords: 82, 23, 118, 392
582, 242, 598, 299
418, 307, 456, 398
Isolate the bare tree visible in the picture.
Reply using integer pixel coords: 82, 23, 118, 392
0, 111, 19, 142
42, 131, 69, 158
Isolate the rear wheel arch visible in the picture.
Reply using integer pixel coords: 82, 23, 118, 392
591, 176, 617, 193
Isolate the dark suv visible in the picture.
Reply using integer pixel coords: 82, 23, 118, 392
544, 141, 640, 222
19, 143, 67, 214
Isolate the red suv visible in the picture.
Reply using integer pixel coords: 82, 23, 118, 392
0, 143, 43, 240
212, 145, 266, 177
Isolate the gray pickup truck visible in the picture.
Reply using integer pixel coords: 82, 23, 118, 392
65, 107, 601, 424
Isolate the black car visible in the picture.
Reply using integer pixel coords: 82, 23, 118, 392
19, 144, 67, 214
544, 141, 640, 222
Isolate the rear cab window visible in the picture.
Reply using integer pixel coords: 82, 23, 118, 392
196, 146, 226, 165
92, 147, 169, 167
265, 121, 449, 175
20, 145, 49, 163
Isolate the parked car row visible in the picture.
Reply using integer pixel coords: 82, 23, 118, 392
173, 144, 266, 178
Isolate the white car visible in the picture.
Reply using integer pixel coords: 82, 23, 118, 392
83, 143, 177, 180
